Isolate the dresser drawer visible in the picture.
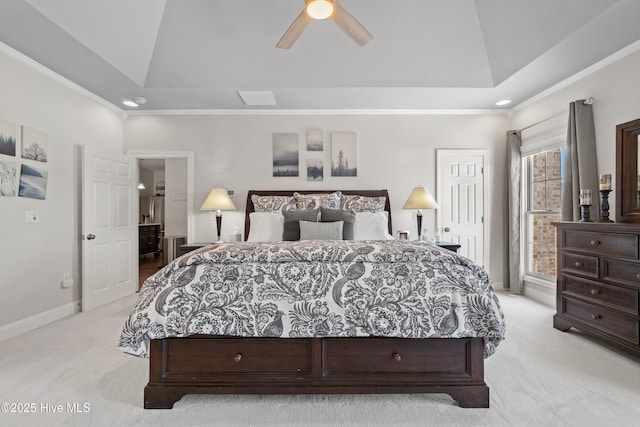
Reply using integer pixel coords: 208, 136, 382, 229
602, 258, 640, 289
561, 274, 639, 315
562, 231, 638, 259
562, 298, 639, 344
163, 337, 313, 378
322, 338, 470, 376
561, 253, 598, 278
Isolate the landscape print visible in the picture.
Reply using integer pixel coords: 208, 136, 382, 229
331, 132, 357, 177
0, 160, 18, 196
21, 125, 48, 162
307, 159, 323, 181
19, 163, 47, 200
306, 129, 323, 151
273, 133, 299, 177
0, 118, 17, 157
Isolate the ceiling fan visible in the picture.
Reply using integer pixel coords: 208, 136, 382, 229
276, 0, 373, 49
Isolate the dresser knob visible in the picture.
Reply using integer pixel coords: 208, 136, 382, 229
233, 353, 242, 363
590, 289, 600, 295
590, 240, 600, 246
591, 314, 601, 320
393, 352, 402, 362
574, 261, 582, 267
636, 273, 640, 280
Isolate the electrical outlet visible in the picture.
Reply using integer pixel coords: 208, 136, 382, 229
227, 189, 236, 198
61, 273, 73, 289
25, 210, 39, 223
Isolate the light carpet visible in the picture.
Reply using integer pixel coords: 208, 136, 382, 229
1, 291, 639, 427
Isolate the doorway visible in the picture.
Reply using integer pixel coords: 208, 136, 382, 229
436, 149, 490, 273
130, 151, 195, 288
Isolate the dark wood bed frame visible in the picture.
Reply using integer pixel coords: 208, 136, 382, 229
143, 190, 489, 409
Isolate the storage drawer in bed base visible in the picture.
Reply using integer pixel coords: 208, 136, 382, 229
144, 336, 489, 409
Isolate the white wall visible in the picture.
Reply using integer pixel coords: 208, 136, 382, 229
164, 158, 188, 237
0, 47, 124, 335
124, 113, 510, 285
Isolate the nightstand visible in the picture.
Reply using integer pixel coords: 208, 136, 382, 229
178, 242, 215, 256
435, 241, 461, 253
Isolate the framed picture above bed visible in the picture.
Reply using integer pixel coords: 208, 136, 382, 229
272, 133, 299, 177
331, 132, 357, 177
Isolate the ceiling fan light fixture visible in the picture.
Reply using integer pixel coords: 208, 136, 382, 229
306, 0, 334, 20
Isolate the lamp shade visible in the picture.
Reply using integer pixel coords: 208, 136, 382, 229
200, 188, 236, 211
402, 186, 439, 210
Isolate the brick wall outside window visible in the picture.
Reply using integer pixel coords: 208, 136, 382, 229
527, 148, 564, 280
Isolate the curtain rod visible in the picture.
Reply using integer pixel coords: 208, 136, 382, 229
515, 97, 595, 133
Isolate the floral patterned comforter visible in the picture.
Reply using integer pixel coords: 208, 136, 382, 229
119, 240, 505, 358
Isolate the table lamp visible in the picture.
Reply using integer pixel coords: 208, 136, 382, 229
200, 188, 236, 243
402, 186, 439, 241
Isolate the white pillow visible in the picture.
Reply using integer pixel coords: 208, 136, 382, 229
246, 212, 284, 242
299, 220, 344, 240
353, 212, 394, 240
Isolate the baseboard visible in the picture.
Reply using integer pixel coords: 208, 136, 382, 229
0, 301, 81, 343
523, 279, 555, 308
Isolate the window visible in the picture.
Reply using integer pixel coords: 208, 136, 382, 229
524, 147, 565, 281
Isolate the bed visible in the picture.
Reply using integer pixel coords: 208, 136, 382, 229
120, 189, 504, 408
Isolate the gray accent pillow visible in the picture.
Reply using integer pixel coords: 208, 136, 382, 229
299, 220, 344, 241
320, 207, 356, 240
283, 209, 319, 241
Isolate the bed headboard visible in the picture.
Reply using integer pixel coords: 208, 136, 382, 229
245, 190, 392, 241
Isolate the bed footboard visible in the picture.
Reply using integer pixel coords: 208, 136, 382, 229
144, 336, 489, 409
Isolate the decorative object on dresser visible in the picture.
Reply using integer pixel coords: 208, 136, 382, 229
599, 173, 613, 223
200, 188, 236, 243
403, 185, 439, 241
553, 222, 640, 357
578, 189, 593, 222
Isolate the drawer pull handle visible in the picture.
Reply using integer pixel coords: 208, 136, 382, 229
590, 289, 600, 295
636, 273, 640, 280
392, 352, 402, 362
590, 240, 600, 246
233, 353, 242, 363
591, 314, 601, 320
574, 261, 582, 267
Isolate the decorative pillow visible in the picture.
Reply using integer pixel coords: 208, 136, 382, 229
293, 191, 342, 210
320, 207, 356, 240
340, 195, 386, 212
283, 209, 319, 241
299, 220, 344, 241
353, 211, 394, 240
251, 194, 297, 212
246, 212, 284, 242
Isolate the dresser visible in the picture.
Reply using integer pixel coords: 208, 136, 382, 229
553, 222, 640, 357
139, 224, 161, 257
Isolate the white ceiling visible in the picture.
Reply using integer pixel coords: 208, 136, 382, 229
1, 0, 639, 111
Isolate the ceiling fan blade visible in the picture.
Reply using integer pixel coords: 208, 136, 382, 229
276, 9, 311, 49
331, 3, 373, 47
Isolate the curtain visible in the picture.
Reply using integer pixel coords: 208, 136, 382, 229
506, 131, 522, 293
562, 101, 599, 221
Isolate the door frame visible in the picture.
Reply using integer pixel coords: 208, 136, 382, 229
436, 149, 490, 274
128, 151, 195, 243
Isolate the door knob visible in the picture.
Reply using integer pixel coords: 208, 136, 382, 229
86, 234, 96, 240
444, 227, 450, 232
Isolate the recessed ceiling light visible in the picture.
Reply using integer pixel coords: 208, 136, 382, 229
496, 99, 512, 106
122, 96, 148, 108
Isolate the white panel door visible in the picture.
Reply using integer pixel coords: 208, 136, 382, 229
82, 145, 137, 311
436, 150, 489, 270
